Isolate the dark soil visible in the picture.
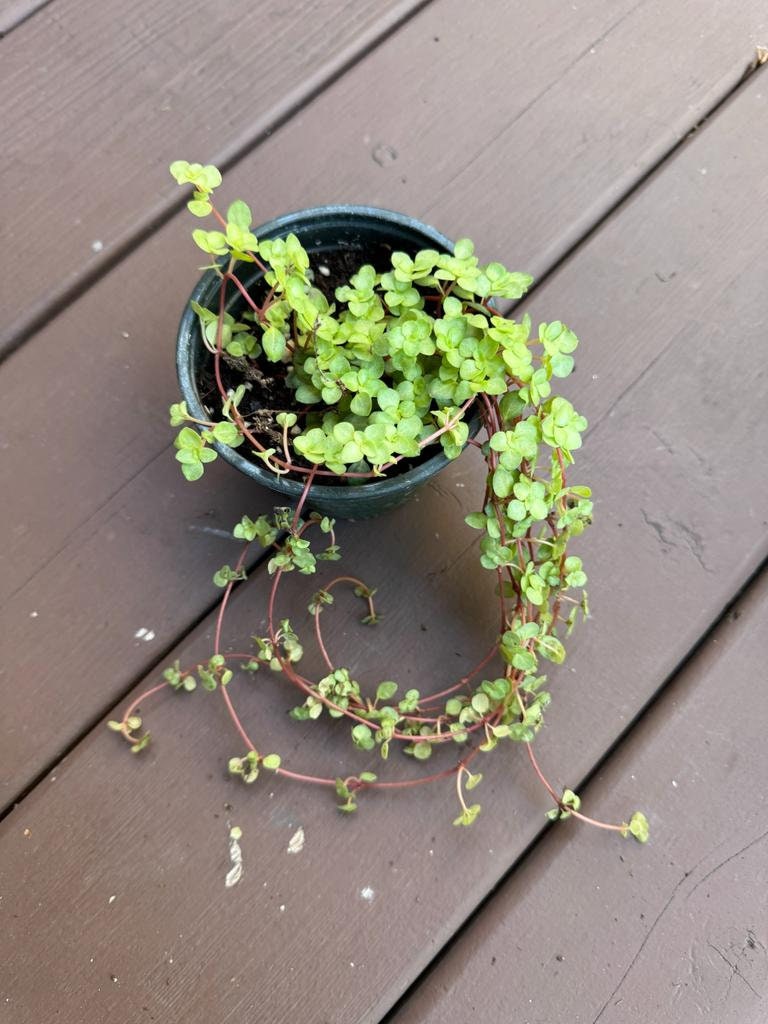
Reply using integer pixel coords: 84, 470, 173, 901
196, 245, 432, 483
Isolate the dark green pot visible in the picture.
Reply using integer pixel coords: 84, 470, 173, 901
176, 205, 470, 520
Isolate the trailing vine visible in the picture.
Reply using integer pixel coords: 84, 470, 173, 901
109, 161, 648, 844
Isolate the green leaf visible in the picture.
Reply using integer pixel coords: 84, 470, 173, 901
464, 511, 486, 530
187, 199, 212, 218
262, 753, 281, 771
375, 681, 398, 703
227, 200, 252, 231
536, 635, 566, 664
492, 466, 514, 498
561, 788, 581, 811
130, 733, 150, 754
192, 229, 228, 255
628, 811, 650, 843
263, 327, 286, 362
181, 459, 204, 482
412, 741, 432, 761
169, 401, 189, 427
212, 421, 240, 445
471, 692, 490, 715
351, 723, 375, 751
452, 803, 481, 827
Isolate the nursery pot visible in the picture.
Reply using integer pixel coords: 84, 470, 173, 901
176, 205, 469, 520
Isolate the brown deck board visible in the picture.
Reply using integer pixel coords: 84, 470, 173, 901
1, 74, 767, 1022
0, 0, 430, 355
391, 571, 768, 1024
2, 1, 767, 808
2, 0, 765, 356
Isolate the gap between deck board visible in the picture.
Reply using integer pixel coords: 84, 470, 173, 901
388, 567, 768, 1024
381, 554, 768, 1023
0, 0, 434, 360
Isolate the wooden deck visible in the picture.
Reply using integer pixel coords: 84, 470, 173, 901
1, 2, 767, 1020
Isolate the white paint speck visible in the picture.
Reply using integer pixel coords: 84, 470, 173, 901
134, 628, 156, 642
350, 962, 355, 968
700, 168, 707, 175
287, 827, 305, 855
428, 849, 433, 856
121, 331, 130, 339
225, 826, 243, 888
108, 895, 116, 904
91, 240, 104, 253
672, 779, 678, 788
279, 904, 286, 912
318, 265, 330, 277
359, 886, 375, 903
29, 611, 38, 618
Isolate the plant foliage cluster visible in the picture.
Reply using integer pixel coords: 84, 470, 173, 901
111, 161, 647, 844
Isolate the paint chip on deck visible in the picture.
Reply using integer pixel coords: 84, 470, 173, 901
287, 827, 305, 854
134, 628, 156, 642
360, 886, 375, 903
225, 826, 243, 888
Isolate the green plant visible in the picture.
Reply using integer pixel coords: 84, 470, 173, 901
110, 161, 648, 844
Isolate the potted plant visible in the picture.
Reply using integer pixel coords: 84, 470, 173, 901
110, 160, 648, 843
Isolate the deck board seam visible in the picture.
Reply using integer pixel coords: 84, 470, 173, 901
0, 442, 176, 610
377, 557, 768, 1023
0, 0, 435, 363
0, 543, 274, 826
432, 0, 649, 198
502, 56, 767, 318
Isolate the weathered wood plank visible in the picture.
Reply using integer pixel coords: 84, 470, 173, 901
2, 0, 765, 355
0, 0, 52, 37
1, 0, 766, 806
0, 0, 431, 354
1, 73, 767, 1024
391, 574, 768, 1024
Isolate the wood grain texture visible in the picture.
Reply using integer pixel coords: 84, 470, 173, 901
1, 70, 767, 1024
0, 0, 53, 36
2, 0, 766, 355
391, 575, 768, 1024
0, 0, 430, 354
2, 0, 767, 807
